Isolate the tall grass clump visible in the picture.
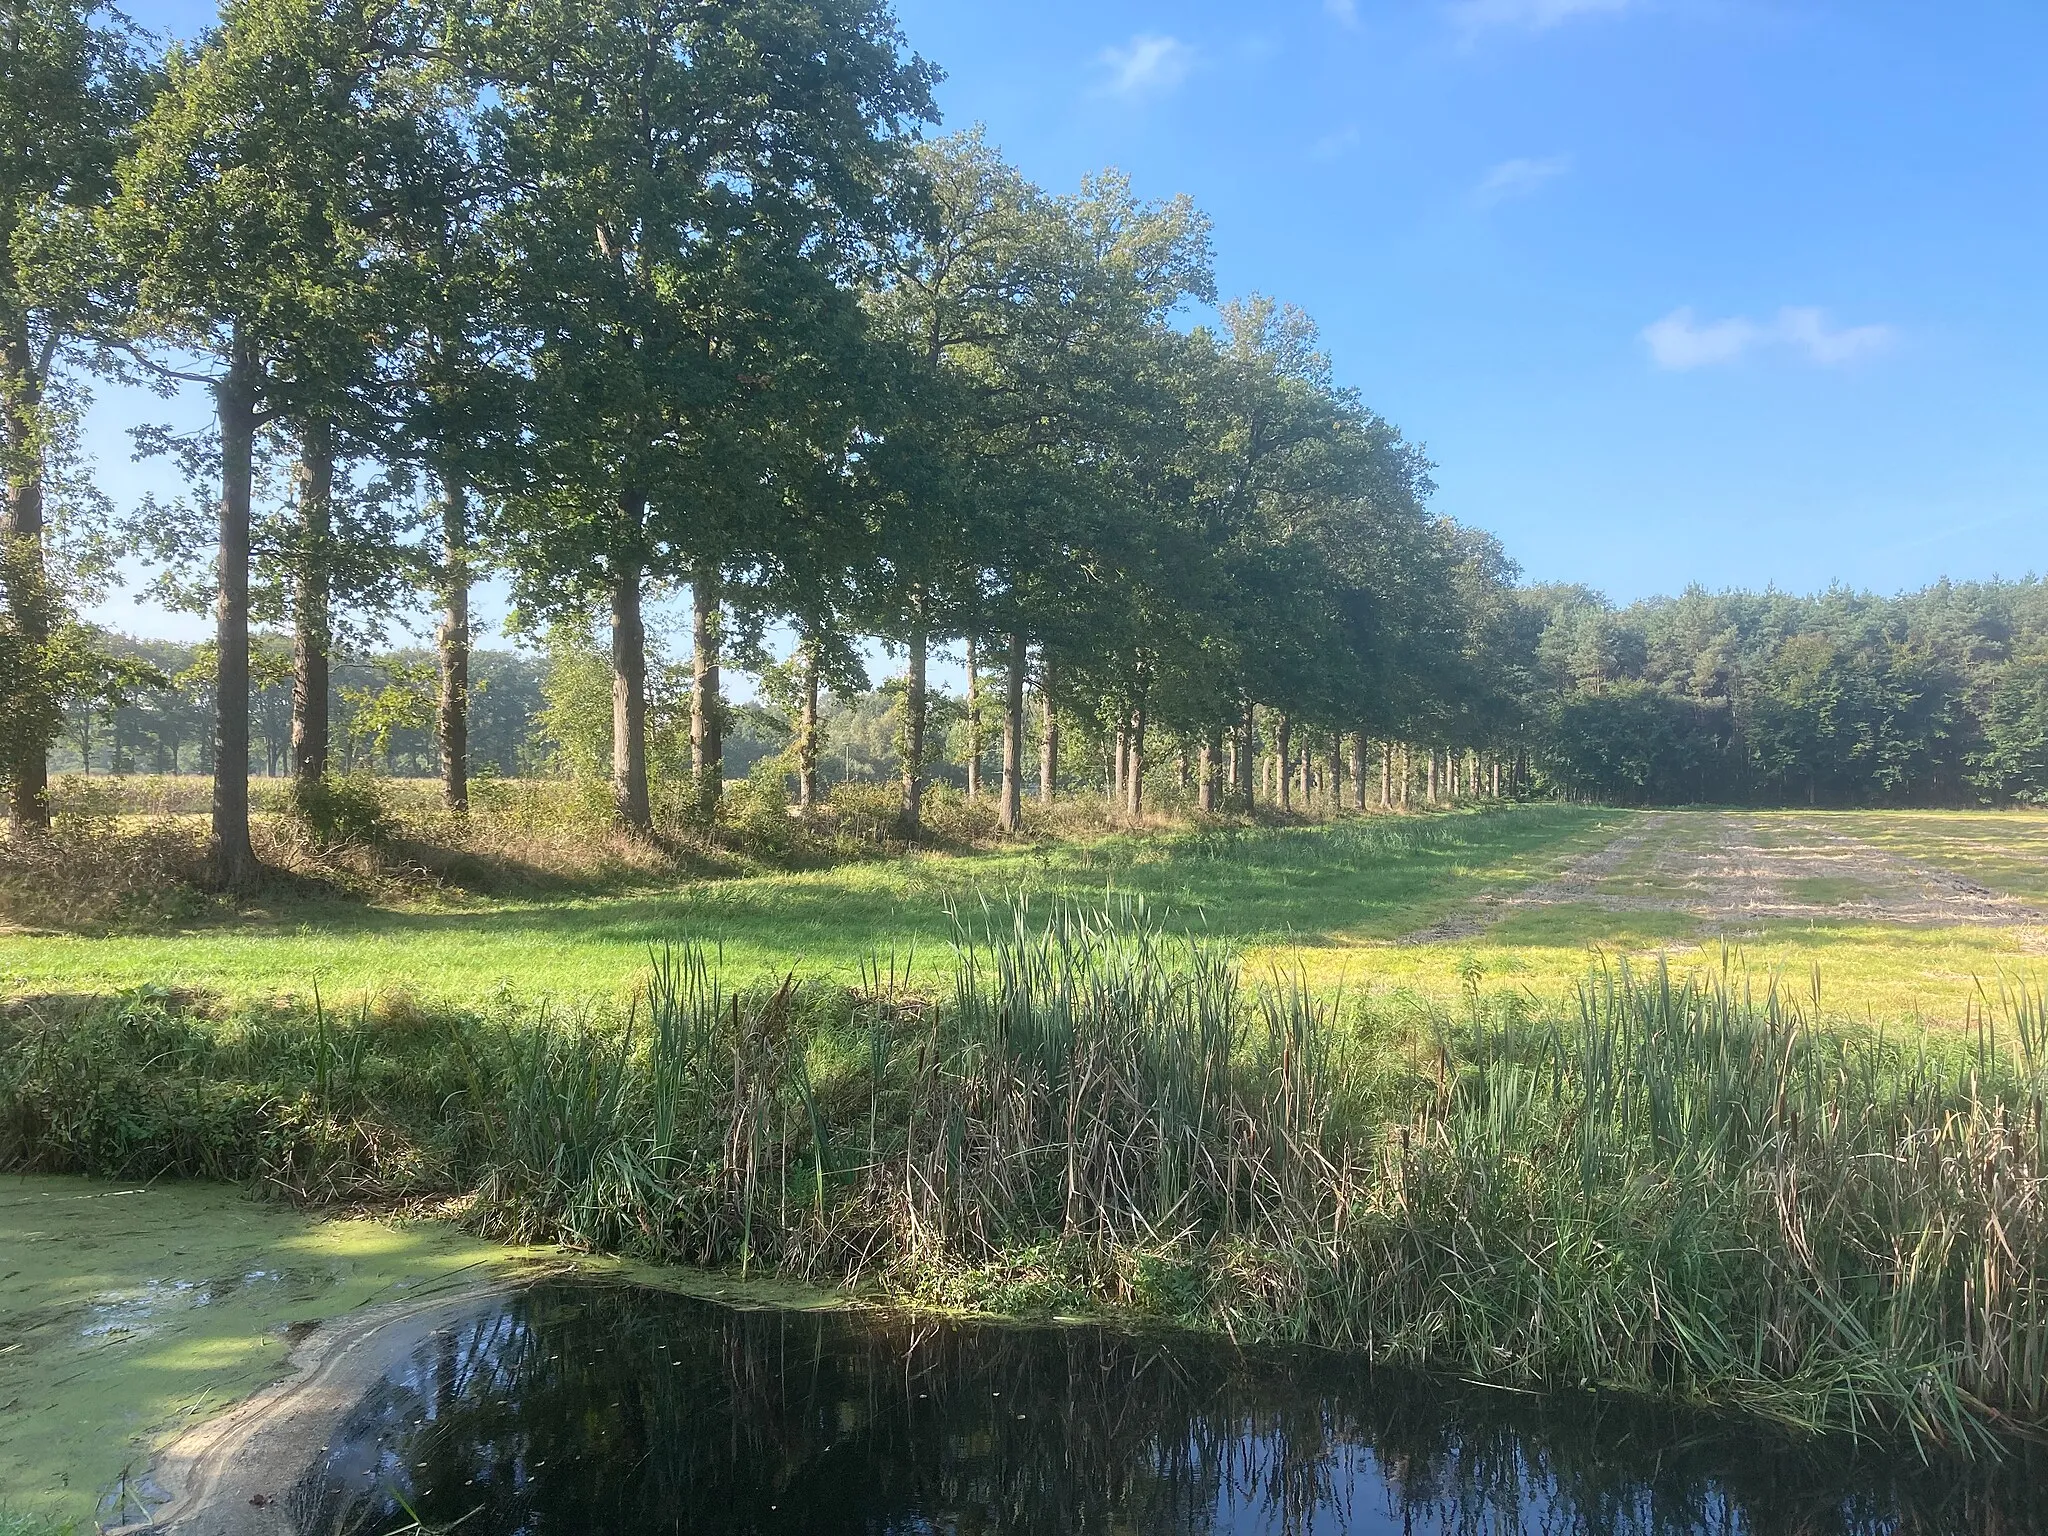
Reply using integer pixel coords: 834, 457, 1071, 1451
1308, 965, 2048, 1453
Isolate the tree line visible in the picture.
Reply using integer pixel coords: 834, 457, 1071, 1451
58, 565, 2048, 817
3, 0, 1514, 888
5, 0, 2042, 891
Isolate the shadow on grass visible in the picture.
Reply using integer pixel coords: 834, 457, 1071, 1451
256, 808, 1621, 949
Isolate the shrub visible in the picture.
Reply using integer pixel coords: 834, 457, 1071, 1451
282, 772, 394, 853
918, 782, 1000, 844
819, 779, 900, 848
718, 757, 796, 849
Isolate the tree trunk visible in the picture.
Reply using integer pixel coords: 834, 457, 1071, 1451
610, 541, 651, 833
1235, 701, 1255, 811
1350, 730, 1367, 811
211, 338, 261, 893
437, 479, 469, 814
1126, 700, 1146, 819
797, 642, 820, 812
1110, 722, 1126, 811
1427, 749, 1438, 806
1000, 631, 1024, 832
289, 416, 333, 789
1380, 740, 1392, 809
1331, 741, 1345, 812
1198, 726, 1221, 813
691, 564, 723, 821
1399, 743, 1411, 810
1038, 660, 1058, 805
1276, 715, 1293, 812
2, 348, 51, 832
899, 613, 927, 832
964, 635, 979, 800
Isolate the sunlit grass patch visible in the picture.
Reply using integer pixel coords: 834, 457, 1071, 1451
1487, 903, 1702, 949
1784, 875, 1886, 906
1817, 810, 2048, 903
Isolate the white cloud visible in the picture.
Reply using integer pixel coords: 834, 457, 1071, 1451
1325, 0, 1360, 26
1776, 306, 1895, 366
1093, 33, 1195, 99
1641, 306, 1896, 371
1474, 155, 1571, 206
1451, 0, 1636, 35
1312, 124, 1363, 160
1642, 308, 1766, 369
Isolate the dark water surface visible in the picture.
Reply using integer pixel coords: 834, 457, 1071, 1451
292, 1280, 2044, 1535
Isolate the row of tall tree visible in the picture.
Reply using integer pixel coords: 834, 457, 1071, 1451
4, 0, 1511, 888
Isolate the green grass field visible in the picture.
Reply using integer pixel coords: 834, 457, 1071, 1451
0, 805, 1626, 1007
6, 802, 2046, 1025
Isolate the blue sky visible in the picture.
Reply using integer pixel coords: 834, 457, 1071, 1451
87, 0, 2048, 643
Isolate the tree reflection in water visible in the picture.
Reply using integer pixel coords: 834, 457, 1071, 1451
292, 1282, 2047, 1536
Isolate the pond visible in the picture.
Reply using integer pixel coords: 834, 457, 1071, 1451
287, 1280, 2043, 1536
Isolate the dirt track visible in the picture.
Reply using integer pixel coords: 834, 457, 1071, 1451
1400, 811, 2048, 946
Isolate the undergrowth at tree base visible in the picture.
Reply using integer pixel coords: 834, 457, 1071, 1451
6, 898, 2046, 1461
0, 771, 1313, 929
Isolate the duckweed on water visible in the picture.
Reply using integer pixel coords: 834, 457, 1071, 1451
0, 1177, 518, 1529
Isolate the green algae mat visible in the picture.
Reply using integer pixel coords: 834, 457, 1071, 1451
0, 1177, 517, 1530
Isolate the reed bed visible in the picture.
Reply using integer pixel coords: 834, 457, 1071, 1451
6, 900, 2048, 1452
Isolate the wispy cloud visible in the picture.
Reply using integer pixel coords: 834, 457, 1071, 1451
1474, 155, 1571, 206
1774, 306, 1895, 366
1641, 309, 1765, 370
1312, 124, 1363, 160
1451, 0, 1636, 36
1641, 306, 1896, 371
1093, 33, 1195, 99
1325, 0, 1360, 26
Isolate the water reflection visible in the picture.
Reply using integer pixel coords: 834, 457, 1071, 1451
292, 1281, 2046, 1535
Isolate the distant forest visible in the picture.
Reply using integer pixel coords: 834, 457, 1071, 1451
1520, 578, 2048, 808
62, 572, 2048, 810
